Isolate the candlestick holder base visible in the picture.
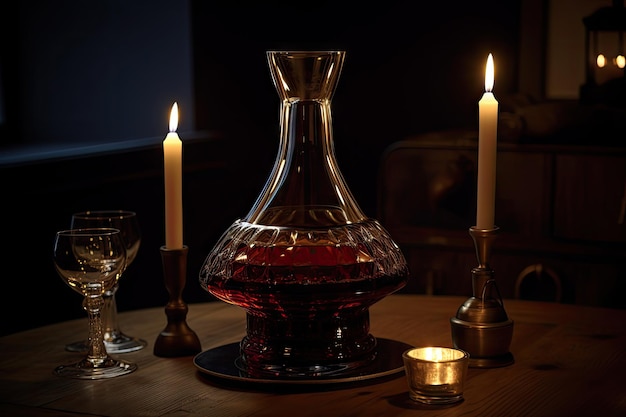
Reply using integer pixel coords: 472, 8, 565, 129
154, 246, 202, 357
450, 226, 514, 368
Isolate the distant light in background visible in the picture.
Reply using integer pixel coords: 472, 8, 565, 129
580, 0, 626, 106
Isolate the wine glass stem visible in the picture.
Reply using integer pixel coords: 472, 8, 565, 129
84, 295, 109, 363
102, 285, 120, 340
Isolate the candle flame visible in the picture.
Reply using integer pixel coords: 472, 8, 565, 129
597, 54, 606, 68
485, 53, 494, 92
169, 102, 179, 132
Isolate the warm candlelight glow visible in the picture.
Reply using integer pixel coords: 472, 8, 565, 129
163, 102, 183, 249
476, 53, 499, 230
403, 347, 469, 404
169, 102, 179, 132
408, 347, 465, 362
597, 54, 606, 68
616, 54, 625, 69
485, 53, 494, 92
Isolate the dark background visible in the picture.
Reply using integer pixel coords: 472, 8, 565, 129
190, 1, 521, 216
0, 0, 561, 336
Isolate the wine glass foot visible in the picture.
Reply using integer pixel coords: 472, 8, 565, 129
105, 333, 148, 354
65, 333, 148, 354
54, 358, 137, 379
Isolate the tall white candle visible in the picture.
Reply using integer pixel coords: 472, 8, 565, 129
163, 102, 184, 249
476, 53, 498, 230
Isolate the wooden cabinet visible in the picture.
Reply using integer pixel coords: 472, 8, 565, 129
377, 129, 626, 308
554, 153, 626, 243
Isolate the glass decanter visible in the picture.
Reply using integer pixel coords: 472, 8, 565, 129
199, 50, 409, 378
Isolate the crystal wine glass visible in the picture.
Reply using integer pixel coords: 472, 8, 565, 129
53, 227, 137, 379
65, 210, 147, 353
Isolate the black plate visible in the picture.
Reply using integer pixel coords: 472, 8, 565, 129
194, 338, 412, 386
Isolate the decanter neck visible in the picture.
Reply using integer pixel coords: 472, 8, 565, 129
245, 51, 366, 227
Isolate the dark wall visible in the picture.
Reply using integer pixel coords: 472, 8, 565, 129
190, 0, 521, 216
5, 0, 195, 146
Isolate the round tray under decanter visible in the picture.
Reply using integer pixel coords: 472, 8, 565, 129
194, 338, 411, 387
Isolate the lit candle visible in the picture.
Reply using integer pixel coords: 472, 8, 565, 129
163, 102, 183, 249
476, 53, 498, 230
402, 347, 469, 404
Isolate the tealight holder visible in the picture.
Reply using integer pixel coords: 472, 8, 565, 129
154, 246, 201, 357
450, 226, 514, 368
402, 347, 469, 405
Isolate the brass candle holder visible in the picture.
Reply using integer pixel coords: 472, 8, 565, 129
154, 246, 201, 357
450, 226, 514, 368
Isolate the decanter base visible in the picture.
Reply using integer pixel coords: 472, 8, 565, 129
239, 309, 378, 378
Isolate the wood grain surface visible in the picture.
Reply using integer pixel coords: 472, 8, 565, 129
1, 294, 625, 416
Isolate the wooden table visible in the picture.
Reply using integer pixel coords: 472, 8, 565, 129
1, 294, 625, 416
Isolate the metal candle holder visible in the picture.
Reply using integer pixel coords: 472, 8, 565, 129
450, 226, 514, 368
154, 246, 201, 357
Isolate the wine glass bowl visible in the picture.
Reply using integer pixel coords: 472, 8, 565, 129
66, 210, 147, 354
53, 227, 137, 379
71, 210, 141, 267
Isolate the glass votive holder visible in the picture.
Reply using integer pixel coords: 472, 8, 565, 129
402, 347, 470, 405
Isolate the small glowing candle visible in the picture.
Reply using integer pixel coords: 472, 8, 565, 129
402, 347, 469, 404
476, 53, 499, 230
163, 102, 183, 249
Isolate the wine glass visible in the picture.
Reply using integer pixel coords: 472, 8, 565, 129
65, 210, 147, 354
53, 227, 137, 379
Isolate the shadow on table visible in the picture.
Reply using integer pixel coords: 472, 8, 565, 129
385, 391, 464, 410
